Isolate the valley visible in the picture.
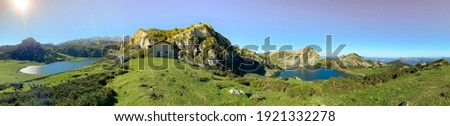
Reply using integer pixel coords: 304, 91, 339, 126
1, 23, 449, 106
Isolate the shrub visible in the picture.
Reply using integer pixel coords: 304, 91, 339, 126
280, 76, 289, 81
199, 77, 210, 82
0, 71, 119, 106
251, 79, 290, 92
0, 85, 8, 90
10, 83, 23, 90
235, 78, 252, 86
286, 84, 321, 99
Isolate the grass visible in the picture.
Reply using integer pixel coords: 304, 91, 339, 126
0, 54, 87, 84
0, 60, 46, 84
107, 58, 450, 106
0, 59, 107, 93
2, 57, 450, 106
107, 57, 314, 105
316, 65, 450, 106
348, 67, 390, 76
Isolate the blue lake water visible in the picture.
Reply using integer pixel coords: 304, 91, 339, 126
278, 68, 349, 81
20, 60, 95, 74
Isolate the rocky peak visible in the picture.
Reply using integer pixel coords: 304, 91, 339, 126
339, 53, 386, 68
130, 23, 272, 76
17, 37, 43, 51
341, 53, 362, 59
265, 46, 321, 69
11, 37, 47, 62
18, 37, 42, 48
21, 37, 38, 44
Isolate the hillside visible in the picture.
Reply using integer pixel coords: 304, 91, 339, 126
0, 38, 68, 63
130, 23, 279, 76
263, 46, 321, 69
1, 23, 449, 106
262, 47, 385, 71
2, 56, 449, 105
56, 36, 121, 58
339, 53, 386, 69
387, 60, 412, 67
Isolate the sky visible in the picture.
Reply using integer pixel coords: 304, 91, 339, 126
0, 0, 449, 57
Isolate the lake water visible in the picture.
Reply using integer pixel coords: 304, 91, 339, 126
20, 60, 95, 74
278, 68, 349, 81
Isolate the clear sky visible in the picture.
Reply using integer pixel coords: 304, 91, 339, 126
0, 0, 449, 57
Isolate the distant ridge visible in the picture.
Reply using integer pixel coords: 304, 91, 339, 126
387, 60, 412, 67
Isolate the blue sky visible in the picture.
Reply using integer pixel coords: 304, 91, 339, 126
0, 0, 449, 57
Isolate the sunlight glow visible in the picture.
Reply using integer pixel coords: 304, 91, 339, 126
14, 0, 28, 10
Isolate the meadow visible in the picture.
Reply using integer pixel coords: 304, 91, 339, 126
1, 57, 449, 106
0, 60, 46, 84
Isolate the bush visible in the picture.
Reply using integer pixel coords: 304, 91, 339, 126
280, 76, 289, 81
0, 71, 119, 106
286, 84, 321, 99
199, 77, 210, 82
10, 83, 23, 90
0, 85, 8, 90
235, 78, 252, 86
251, 79, 290, 92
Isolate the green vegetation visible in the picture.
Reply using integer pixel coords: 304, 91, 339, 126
344, 67, 389, 76
1, 24, 449, 106
319, 60, 450, 105
1, 57, 449, 106
57, 37, 120, 58
0, 60, 46, 84
0, 71, 124, 106
0, 37, 75, 63
105, 58, 450, 106
0, 59, 106, 94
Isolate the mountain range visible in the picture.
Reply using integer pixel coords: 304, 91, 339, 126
365, 57, 450, 65
0, 36, 122, 63
0, 23, 447, 74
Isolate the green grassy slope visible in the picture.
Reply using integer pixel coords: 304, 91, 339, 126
108, 58, 450, 106
0, 60, 46, 84
0, 59, 107, 93
108, 58, 317, 105
2, 57, 449, 106
317, 65, 450, 106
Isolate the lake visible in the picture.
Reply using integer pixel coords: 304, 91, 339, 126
20, 60, 95, 74
278, 68, 349, 81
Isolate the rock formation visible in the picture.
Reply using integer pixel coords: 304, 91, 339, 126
131, 23, 280, 76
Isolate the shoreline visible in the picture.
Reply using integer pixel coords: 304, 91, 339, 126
19, 65, 43, 74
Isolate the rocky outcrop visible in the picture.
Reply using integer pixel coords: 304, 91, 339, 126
264, 46, 321, 69
131, 23, 278, 76
10, 38, 49, 63
2, 37, 68, 63
131, 28, 152, 49
263, 48, 386, 70
339, 53, 386, 68
229, 88, 245, 95
235, 48, 281, 76
130, 24, 387, 75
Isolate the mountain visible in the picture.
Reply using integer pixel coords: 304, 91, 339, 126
366, 57, 448, 65
56, 36, 121, 58
0, 45, 16, 60
1, 37, 67, 63
263, 48, 385, 70
10, 38, 47, 62
397, 57, 440, 65
263, 46, 321, 69
130, 23, 280, 76
387, 60, 412, 67
339, 53, 386, 68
